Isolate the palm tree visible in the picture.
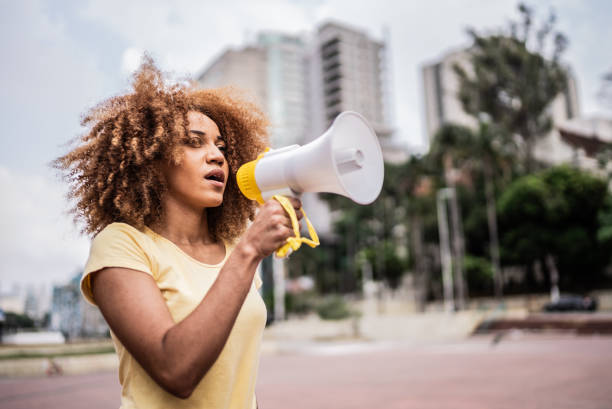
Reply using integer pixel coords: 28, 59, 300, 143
454, 3, 568, 172
429, 125, 471, 308
429, 122, 517, 300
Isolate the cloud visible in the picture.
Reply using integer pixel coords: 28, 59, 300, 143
79, 0, 314, 75
0, 167, 90, 288
1, 0, 610, 291
121, 47, 146, 75
0, 0, 116, 172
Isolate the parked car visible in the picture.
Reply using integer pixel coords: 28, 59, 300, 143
543, 295, 598, 312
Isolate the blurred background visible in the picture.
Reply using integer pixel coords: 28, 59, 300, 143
1, 1, 612, 408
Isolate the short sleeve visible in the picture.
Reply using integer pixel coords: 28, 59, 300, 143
81, 223, 155, 306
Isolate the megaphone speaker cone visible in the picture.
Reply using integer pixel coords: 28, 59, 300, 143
329, 111, 384, 204
237, 111, 384, 205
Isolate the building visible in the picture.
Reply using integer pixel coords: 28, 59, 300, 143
197, 22, 400, 320
198, 21, 397, 153
50, 273, 107, 340
197, 21, 399, 232
198, 32, 309, 148
258, 32, 310, 147
312, 22, 392, 139
197, 46, 267, 110
556, 116, 612, 176
421, 47, 581, 166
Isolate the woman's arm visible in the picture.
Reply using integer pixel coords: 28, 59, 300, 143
91, 198, 301, 399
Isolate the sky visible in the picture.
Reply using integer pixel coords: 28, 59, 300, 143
1, 0, 611, 291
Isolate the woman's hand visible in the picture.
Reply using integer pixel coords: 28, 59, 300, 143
239, 197, 303, 260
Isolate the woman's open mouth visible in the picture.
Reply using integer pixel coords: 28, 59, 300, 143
204, 169, 225, 187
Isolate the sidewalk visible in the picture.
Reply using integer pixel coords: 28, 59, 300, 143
2, 310, 611, 377
2, 333, 611, 409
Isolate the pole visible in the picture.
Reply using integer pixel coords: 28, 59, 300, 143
273, 257, 286, 321
437, 188, 455, 312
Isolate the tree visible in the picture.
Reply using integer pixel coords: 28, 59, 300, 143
596, 147, 612, 183
429, 122, 517, 300
598, 195, 612, 252
312, 160, 414, 293
454, 2, 568, 172
498, 166, 612, 293
428, 125, 472, 307
311, 155, 443, 301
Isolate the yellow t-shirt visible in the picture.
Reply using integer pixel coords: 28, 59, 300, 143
81, 222, 267, 409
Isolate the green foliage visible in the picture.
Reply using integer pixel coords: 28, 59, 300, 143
428, 124, 476, 165
309, 5, 611, 302
315, 295, 355, 320
598, 196, 612, 247
0, 345, 115, 361
316, 158, 429, 293
498, 165, 611, 290
462, 197, 489, 255
285, 291, 318, 316
596, 147, 612, 181
454, 3, 568, 170
286, 239, 344, 294
464, 255, 494, 295
3, 312, 35, 329
262, 291, 274, 325
359, 240, 408, 289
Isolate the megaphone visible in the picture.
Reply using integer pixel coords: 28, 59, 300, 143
236, 111, 384, 257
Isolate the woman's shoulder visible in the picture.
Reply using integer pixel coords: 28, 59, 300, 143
92, 222, 156, 249
96, 222, 148, 239
83, 223, 158, 305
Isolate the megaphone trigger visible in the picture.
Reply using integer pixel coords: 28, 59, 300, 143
271, 194, 320, 258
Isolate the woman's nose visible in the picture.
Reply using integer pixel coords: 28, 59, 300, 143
207, 144, 225, 165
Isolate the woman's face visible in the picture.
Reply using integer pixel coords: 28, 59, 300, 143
163, 111, 229, 209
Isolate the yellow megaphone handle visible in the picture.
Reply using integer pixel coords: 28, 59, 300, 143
272, 194, 320, 258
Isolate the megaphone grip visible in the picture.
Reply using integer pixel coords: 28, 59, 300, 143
272, 195, 320, 258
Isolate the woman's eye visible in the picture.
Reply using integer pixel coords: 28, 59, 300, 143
187, 138, 202, 147
217, 144, 227, 152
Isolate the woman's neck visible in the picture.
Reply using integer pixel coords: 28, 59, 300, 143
151, 195, 215, 246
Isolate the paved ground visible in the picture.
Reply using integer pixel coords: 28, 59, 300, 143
1, 333, 611, 409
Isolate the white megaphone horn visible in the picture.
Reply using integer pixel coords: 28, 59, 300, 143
237, 111, 384, 205
236, 111, 384, 257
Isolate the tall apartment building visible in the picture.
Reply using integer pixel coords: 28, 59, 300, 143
421, 48, 581, 166
198, 22, 394, 149
197, 21, 396, 235
258, 33, 310, 147
50, 273, 108, 339
312, 22, 392, 139
198, 33, 309, 148
197, 46, 267, 109
197, 22, 397, 320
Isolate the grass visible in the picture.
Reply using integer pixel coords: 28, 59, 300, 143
0, 341, 115, 360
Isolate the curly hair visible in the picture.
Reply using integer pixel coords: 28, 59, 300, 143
54, 56, 269, 244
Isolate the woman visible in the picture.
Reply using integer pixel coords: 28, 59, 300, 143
54, 57, 301, 408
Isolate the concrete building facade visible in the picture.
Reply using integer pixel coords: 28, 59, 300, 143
197, 22, 399, 236
198, 22, 396, 153
312, 22, 392, 139
50, 273, 108, 340
197, 46, 267, 111
198, 33, 310, 148
196, 22, 398, 320
556, 116, 612, 177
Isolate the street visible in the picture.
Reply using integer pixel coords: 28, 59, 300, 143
1, 334, 611, 409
